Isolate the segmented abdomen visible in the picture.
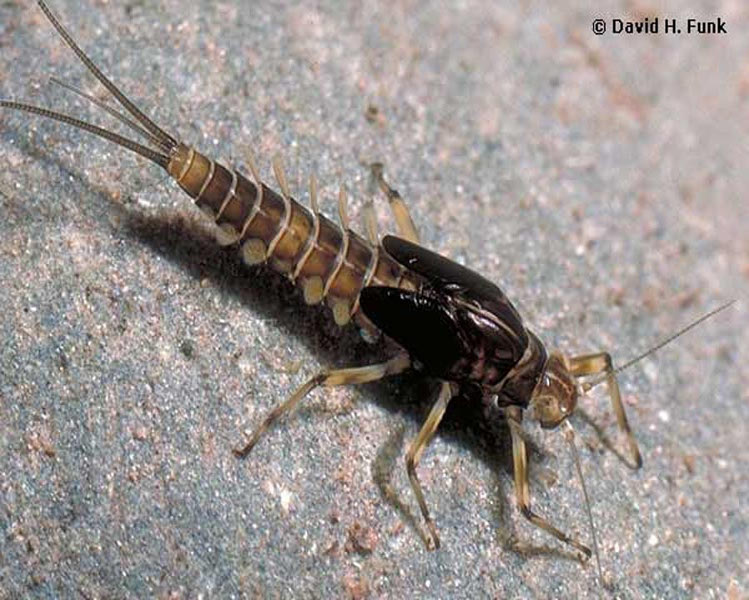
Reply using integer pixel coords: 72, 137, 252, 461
166, 143, 420, 335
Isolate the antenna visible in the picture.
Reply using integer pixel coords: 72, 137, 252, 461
583, 299, 735, 393
564, 421, 604, 587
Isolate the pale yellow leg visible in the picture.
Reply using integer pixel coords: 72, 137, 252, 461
506, 406, 592, 559
571, 352, 643, 469
370, 162, 420, 244
405, 381, 454, 550
233, 353, 410, 457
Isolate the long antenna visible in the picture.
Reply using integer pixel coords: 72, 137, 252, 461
583, 300, 735, 392
564, 421, 604, 586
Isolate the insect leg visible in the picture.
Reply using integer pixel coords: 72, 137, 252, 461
405, 381, 454, 550
570, 353, 643, 469
233, 353, 410, 457
369, 162, 420, 244
506, 406, 592, 559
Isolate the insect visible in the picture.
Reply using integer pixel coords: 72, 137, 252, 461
1, 1, 733, 583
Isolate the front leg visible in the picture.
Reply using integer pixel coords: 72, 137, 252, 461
506, 406, 592, 559
570, 352, 643, 469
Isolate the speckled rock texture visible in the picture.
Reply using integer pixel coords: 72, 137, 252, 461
0, 1, 746, 598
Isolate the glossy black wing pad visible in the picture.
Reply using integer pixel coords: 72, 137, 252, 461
382, 235, 501, 300
381, 235, 526, 342
359, 287, 465, 374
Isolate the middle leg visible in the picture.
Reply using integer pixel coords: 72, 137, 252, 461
405, 381, 454, 550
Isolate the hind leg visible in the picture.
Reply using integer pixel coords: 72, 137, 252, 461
369, 162, 420, 244
234, 353, 410, 457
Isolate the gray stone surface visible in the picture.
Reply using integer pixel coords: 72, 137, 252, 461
0, 1, 746, 598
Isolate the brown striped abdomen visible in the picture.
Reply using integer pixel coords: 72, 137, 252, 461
166, 144, 420, 334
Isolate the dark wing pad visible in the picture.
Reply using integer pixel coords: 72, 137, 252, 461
382, 235, 526, 345
359, 287, 465, 375
382, 235, 501, 299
